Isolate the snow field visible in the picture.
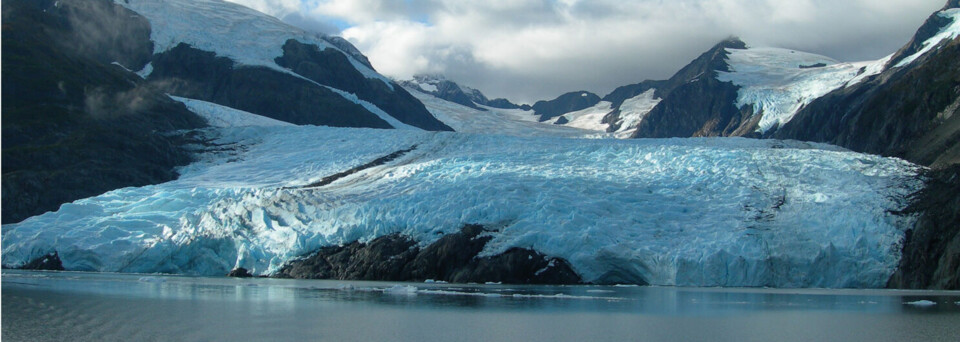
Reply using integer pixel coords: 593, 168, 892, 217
115, 0, 394, 89
717, 47, 885, 133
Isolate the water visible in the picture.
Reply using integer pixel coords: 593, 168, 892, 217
3, 270, 960, 342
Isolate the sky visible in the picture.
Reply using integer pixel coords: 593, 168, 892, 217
227, 0, 947, 104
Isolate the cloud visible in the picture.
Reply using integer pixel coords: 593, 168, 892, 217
230, 0, 946, 103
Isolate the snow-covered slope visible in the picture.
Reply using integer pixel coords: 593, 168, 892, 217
172, 97, 295, 128
2, 124, 921, 288
116, 0, 390, 88
110, 0, 451, 131
894, 8, 960, 67
717, 47, 888, 133
555, 89, 661, 138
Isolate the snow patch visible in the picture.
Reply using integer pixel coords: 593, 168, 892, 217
562, 101, 615, 132
614, 89, 661, 138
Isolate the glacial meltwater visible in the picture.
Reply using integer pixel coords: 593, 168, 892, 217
3, 270, 959, 342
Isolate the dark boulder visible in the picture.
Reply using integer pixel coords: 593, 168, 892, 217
17, 252, 65, 271
227, 268, 254, 278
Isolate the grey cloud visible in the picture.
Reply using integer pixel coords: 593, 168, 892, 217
273, 0, 944, 103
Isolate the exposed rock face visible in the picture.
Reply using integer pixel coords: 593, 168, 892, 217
630, 38, 759, 138
888, 165, 960, 290
532, 91, 602, 122
602, 80, 666, 109
2, 0, 207, 224
275, 40, 452, 131
227, 268, 254, 278
276, 225, 582, 285
483, 98, 522, 110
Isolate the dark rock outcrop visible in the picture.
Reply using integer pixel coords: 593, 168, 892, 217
532, 91, 601, 122
322, 35, 376, 70
276, 224, 582, 285
484, 98, 522, 110
17, 252, 65, 271
149, 43, 392, 128
2, 0, 207, 224
888, 165, 960, 290
275, 40, 452, 131
601, 80, 666, 109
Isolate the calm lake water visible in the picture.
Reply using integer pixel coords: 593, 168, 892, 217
3, 270, 960, 341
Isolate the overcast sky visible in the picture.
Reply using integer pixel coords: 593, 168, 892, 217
227, 0, 946, 104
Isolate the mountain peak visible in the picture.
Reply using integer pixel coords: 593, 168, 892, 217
716, 37, 748, 50
887, 2, 960, 68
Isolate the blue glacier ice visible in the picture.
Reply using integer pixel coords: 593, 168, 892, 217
1, 111, 923, 287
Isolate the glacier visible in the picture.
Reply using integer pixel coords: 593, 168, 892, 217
717, 47, 888, 134
1, 111, 923, 287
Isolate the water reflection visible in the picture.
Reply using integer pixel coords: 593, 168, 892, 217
4, 270, 958, 315
4, 270, 960, 342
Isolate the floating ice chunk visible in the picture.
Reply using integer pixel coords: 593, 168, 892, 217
138, 276, 166, 283
384, 285, 418, 295
904, 300, 937, 306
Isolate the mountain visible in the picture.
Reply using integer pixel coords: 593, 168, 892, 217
538, 1, 958, 163
115, 0, 451, 132
4, 0, 958, 290
531, 91, 602, 122
773, 1, 960, 168
1, 0, 453, 224
1, 0, 207, 223
400, 74, 522, 110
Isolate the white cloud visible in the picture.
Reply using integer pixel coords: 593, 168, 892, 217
232, 0, 946, 103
